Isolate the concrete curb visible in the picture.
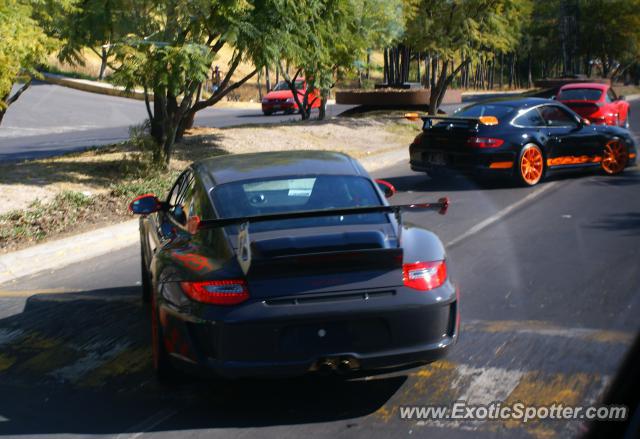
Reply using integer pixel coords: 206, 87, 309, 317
0, 148, 409, 285
0, 220, 139, 284
41, 73, 150, 101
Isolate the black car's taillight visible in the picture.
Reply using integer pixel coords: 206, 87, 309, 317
466, 137, 504, 148
180, 280, 249, 305
403, 260, 447, 291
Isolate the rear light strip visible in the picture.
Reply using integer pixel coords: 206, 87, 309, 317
180, 280, 249, 305
403, 260, 447, 291
466, 137, 504, 148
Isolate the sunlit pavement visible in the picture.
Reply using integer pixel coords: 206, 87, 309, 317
0, 103, 639, 438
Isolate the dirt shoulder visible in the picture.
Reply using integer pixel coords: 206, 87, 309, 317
0, 117, 418, 253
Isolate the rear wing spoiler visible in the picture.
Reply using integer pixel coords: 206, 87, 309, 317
404, 113, 498, 129
168, 198, 449, 274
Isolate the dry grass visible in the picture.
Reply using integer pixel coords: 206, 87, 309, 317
47, 45, 388, 102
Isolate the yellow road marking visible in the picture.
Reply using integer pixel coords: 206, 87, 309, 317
79, 347, 151, 387
0, 354, 16, 372
466, 320, 634, 344
375, 360, 459, 423
501, 371, 595, 436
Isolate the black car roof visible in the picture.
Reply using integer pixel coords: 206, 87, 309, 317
193, 150, 367, 187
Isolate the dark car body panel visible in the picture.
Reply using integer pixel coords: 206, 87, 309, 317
409, 98, 637, 178
139, 151, 457, 378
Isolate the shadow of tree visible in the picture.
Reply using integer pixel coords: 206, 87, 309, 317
587, 212, 640, 236
0, 133, 229, 190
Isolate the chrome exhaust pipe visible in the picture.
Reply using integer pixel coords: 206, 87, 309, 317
337, 358, 354, 374
317, 359, 336, 375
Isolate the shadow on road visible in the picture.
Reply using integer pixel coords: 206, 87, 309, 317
0, 287, 404, 436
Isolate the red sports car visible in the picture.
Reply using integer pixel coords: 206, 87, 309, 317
557, 83, 630, 128
261, 80, 321, 115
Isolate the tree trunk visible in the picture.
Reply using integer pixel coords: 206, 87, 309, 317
383, 48, 389, 84
424, 54, 430, 88
98, 46, 108, 80
499, 53, 504, 89
265, 65, 271, 91
366, 51, 371, 80
527, 52, 533, 88
0, 79, 32, 127
319, 90, 328, 120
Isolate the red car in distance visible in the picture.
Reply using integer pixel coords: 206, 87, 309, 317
261, 80, 321, 115
557, 83, 630, 128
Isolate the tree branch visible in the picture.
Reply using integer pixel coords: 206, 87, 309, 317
189, 68, 259, 114
6, 79, 33, 107
143, 84, 153, 121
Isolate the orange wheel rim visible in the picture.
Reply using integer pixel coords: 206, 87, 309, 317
602, 140, 627, 174
520, 147, 543, 185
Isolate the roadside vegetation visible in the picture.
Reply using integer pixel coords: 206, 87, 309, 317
4, 0, 638, 166
0, 117, 419, 252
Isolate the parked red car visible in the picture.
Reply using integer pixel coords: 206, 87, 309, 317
261, 80, 321, 115
557, 83, 630, 128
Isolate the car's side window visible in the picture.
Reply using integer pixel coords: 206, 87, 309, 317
607, 89, 617, 103
166, 171, 194, 225
539, 105, 578, 128
512, 108, 545, 127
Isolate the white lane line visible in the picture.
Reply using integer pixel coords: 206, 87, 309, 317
445, 181, 559, 247
115, 409, 179, 439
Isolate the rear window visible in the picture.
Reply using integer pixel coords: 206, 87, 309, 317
273, 81, 303, 91
454, 104, 516, 120
211, 175, 386, 231
557, 88, 603, 101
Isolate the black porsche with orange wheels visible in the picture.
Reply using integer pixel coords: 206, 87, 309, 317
409, 97, 637, 186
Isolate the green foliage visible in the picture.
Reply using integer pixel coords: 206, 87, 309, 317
0, 190, 92, 242
0, 0, 52, 106
405, 0, 529, 61
275, 0, 404, 119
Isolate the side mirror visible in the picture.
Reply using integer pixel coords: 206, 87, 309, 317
375, 179, 396, 198
129, 194, 161, 215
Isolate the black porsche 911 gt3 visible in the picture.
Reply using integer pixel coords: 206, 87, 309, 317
129, 151, 457, 380
409, 97, 637, 186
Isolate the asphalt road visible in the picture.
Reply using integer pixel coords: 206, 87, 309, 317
0, 82, 357, 162
0, 103, 639, 438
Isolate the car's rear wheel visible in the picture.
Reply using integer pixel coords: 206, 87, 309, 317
517, 144, 545, 186
601, 139, 628, 175
151, 293, 177, 382
263, 110, 273, 116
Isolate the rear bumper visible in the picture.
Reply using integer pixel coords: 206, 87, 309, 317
409, 146, 517, 176
201, 337, 455, 378
158, 283, 459, 378
262, 102, 296, 112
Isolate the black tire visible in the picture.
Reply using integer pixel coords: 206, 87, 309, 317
263, 111, 273, 116
151, 295, 178, 383
515, 144, 545, 186
140, 244, 151, 304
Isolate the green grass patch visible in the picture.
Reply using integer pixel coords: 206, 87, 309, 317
0, 191, 94, 243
